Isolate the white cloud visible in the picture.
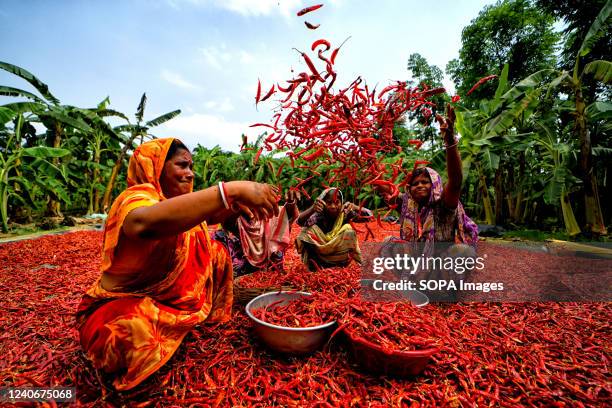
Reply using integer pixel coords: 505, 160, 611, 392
155, 113, 260, 152
200, 46, 232, 70
239, 50, 254, 64
160, 69, 200, 90
203, 97, 234, 112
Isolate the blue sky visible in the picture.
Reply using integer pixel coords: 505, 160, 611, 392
0, 0, 495, 151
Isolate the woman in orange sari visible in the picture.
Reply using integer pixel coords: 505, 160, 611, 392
76, 138, 279, 390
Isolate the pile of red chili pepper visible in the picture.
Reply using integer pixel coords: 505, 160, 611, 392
251, 294, 334, 328
236, 269, 309, 290
1, 226, 610, 406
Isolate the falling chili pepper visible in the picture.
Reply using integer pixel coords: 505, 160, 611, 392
304, 21, 320, 30
466, 75, 498, 96
297, 4, 324, 16
311, 39, 331, 52
253, 147, 263, 165
255, 78, 262, 104
260, 85, 276, 102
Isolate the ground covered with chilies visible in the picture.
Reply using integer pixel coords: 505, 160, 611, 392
1, 224, 610, 407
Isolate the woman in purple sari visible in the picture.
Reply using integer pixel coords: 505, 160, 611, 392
379, 104, 478, 251
377, 105, 478, 300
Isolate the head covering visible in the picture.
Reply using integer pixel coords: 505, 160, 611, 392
102, 138, 186, 270
126, 138, 192, 197
399, 167, 478, 254
318, 188, 346, 241
321, 187, 344, 203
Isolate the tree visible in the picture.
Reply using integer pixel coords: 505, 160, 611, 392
536, 0, 611, 79
446, 0, 559, 104
405, 53, 449, 147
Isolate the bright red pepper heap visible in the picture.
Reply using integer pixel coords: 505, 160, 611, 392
2, 228, 610, 406
251, 294, 334, 328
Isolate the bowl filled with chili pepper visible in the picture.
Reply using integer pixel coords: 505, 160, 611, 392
340, 300, 441, 377
246, 291, 337, 355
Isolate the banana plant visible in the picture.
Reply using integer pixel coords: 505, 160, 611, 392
1, 61, 103, 217
531, 113, 582, 235
0, 111, 70, 232
451, 63, 541, 224
516, 0, 611, 235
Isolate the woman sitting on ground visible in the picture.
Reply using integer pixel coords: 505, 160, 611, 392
378, 105, 478, 253
213, 190, 300, 276
76, 138, 279, 391
295, 187, 372, 271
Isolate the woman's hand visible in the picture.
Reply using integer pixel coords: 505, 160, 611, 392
342, 202, 356, 215
284, 190, 300, 206
226, 181, 280, 221
435, 103, 456, 145
313, 198, 325, 213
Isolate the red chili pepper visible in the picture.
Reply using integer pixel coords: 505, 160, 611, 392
311, 39, 331, 51
260, 84, 276, 102
466, 74, 498, 96
357, 137, 377, 145
304, 21, 320, 29
451, 95, 461, 103
413, 160, 430, 171
249, 123, 276, 130
253, 147, 263, 165
408, 139, 423, 150
302, 147, 325, 162
255, 78, 261, 104
296, 4, 323, 16
293, 48, 323, 81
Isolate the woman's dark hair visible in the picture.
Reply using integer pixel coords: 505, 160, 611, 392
165, 139, 190, 162
409, 167, 431, 185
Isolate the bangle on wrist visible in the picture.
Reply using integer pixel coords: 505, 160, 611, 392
445, 139, 458, 149
218, 182, 230, 210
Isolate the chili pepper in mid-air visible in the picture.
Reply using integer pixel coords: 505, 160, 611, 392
413, 160, 430, 170
296, 4, 323, 16
408, 140, 423, 150
260, 85, 275, 102
466, 75, 498, 96
253, 147, 263, 165
304, 21, 320, 30
330, 36, 351, 65
302, 147, 326, 162
311, 39, 331, 52
293, 48, 323, 81
255, 78, 261, 104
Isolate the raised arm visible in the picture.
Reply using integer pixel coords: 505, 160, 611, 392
123, 181, 279, 239
436, 104, 462, 209
297, 197, 324, 226
284, 190, 300, 223
343, 202, 373, 223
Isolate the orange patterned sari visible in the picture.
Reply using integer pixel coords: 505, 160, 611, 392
76, 138, 233, 391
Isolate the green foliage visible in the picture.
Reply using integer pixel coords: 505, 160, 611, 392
446, 0, 559, 105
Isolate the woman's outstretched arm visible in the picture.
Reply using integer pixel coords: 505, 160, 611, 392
436, 104, 462, 209
123, 181, 279, 239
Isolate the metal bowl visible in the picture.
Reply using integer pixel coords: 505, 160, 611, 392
245, 291, 337, 355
